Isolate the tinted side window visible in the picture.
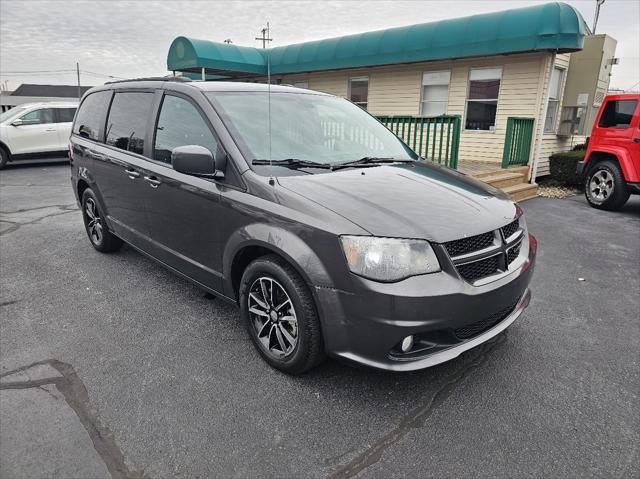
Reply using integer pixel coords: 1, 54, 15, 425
55, 108, 77, 123
598, 100, 638, 129
106, 92, 154, 155
154, 95, 219, 164
73, 91, 111, 141
21, 108, 55, 124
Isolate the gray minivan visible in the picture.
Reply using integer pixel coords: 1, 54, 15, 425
70, 78, 536, 374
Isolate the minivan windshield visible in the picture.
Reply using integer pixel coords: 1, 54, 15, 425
206, 91, 417, 172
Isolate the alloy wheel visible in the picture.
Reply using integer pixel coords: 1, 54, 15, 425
84, 198, 103, 245
589, 169, 614, 202
248, 276, 299, 358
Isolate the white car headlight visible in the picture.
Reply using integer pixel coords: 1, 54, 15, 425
340, 236, 441, 282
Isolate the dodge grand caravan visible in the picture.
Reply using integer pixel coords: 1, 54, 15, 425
70, 78, 536, 374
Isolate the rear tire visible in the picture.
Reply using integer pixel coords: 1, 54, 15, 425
81, 188, 123, 252
584, 160, 629, 211
239, 255, 325, 375
0, 147, 8, 169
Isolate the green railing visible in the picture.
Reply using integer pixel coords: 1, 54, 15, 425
376, 115, 461, 169
502, 117, 535, 167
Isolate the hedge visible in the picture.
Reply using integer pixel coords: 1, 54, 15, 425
549, 150, 586, 186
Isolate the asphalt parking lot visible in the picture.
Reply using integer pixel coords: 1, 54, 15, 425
1, 161, 639, 479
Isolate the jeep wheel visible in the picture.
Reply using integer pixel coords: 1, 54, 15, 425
585, 160, 629, 211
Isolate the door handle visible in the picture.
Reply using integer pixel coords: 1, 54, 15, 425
125, 168, 140, 179
633, 138, 640, 143
89, 151, 107, 161
45, 128, 56, 132
144, 175, 161, 188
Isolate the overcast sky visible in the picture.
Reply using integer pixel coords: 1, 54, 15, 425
0, 0, 638, 91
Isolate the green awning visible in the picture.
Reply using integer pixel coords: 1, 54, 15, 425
167, 2, 586, 78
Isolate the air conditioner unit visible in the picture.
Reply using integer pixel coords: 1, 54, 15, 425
558, 106, 586, 137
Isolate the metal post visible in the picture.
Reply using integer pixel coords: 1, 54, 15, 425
76, 62, 81, 100
592, 0, 605, 34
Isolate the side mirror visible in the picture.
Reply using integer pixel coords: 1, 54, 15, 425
171, 145, 225, 179
11, 119, 40, 126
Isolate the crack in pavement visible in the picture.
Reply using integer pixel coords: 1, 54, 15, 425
0, 205, 79, 236
326, 334, 507, 479
0, 360, 148, 479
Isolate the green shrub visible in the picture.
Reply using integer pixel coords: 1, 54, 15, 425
549, 150, 585, 186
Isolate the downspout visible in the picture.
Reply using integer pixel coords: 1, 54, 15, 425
530, 52, 556, 183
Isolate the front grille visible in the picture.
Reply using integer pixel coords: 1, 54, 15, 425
454, 299, 519, 340
501, 219, 520, 240
456, 255, 501, 282
507, 242, 521, 265
444, 231, 494, 257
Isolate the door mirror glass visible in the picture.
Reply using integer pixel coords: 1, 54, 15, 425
171, 145, 224, 179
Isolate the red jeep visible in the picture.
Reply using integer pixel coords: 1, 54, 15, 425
578, 93, 640, 210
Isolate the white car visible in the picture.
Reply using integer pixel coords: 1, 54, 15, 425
0, 102, 77, 169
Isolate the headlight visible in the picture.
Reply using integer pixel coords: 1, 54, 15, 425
340, 236, 440, 282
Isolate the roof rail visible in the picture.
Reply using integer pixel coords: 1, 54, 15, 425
105, 76, 192, 85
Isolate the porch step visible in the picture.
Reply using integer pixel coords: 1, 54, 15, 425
502, 182, 539, 202
477, 171, 525, 189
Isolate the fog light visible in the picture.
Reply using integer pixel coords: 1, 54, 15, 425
401, 335, 414, 352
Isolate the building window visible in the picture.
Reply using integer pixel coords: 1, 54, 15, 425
544, 67, 564, 133
420, 71, 450, 116
465, 67, 502, 131
349, 76, 369, 110
293, 80, 309, 89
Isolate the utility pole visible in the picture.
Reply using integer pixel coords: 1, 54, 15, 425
592, 0, 605, 34
255, 22, 273, 48
76, 62, 81, 100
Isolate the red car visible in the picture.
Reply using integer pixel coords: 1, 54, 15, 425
578, 93, 640, 210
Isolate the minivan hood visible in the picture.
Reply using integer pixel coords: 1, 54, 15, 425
277, 162, 518, 243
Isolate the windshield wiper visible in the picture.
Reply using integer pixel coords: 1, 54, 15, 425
331, 156, 414, 171
252, 158, 332, 169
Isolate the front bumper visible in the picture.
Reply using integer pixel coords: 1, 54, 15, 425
315, 234, 537, 371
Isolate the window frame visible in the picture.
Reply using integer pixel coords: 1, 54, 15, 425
102, 88, 156, 159
597, 99, 639, 129
348, 76, 369, 110
464, 66, 503, 132
544, 67, 565, 134
292, 80, 309, 89
419, 70, 451, 117
150, 91, 225, 169
19, 107, 56, 125
72, 90, 113, 142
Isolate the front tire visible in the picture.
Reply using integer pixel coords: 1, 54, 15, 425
240, 255, 325, 374
0, 147, 8, 169
584, 160, 629, 211
81, 188, 123, 252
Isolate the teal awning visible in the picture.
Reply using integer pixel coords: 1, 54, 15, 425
167, 2, 586, 78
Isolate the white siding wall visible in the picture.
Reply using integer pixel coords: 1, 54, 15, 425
281, 51, 578, 175
535, 53, 585, 177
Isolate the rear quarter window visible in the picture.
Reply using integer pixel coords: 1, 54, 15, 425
56, 108, 77, 123
73, 91, 111, 141
598, 99, 638, 129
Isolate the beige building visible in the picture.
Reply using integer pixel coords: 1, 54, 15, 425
167, 2, 617, 192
